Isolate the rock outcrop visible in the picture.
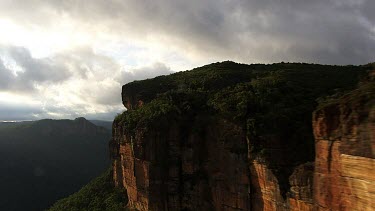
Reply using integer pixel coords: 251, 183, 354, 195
313, 80, 375, 211
111, 62, 374, 210
248, 160, 314, 211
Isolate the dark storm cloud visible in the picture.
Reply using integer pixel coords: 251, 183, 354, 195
232, 0, 375, 64
2, 0, 372, 64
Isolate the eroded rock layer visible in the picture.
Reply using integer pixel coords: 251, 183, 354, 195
313, 80, 375, 211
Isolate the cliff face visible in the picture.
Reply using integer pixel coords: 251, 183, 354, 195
110, 62, 374, 210
111, 118, 317, 211
313, 81, 375, 210
111, 116, 250, 210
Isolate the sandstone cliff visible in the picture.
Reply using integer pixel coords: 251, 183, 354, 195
313, 79, 375, 210
110, 62, 374, 210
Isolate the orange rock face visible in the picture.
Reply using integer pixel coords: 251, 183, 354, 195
313, 82, 375, 211
288, 163, 314, 211
249, 160, 286, 211
248, 160, 314, 211
111, 118, 251, 210
111, 116, 318, 211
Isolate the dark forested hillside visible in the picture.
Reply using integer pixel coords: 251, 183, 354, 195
48, 169, 128, 211
0, 117, 111, 211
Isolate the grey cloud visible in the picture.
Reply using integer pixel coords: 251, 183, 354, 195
0, 60, 14, 88
0, 45, 119, 93
231, 0, 375, 64
52, 47, 121, 79
0, 43, 172, 120
8, 46, 71, 82
53, 48, 173, 106
118, 62, 173, 84
0, 101, 43, 121
93, 62, 173, 106
0, 45, 72, 92
0, 44, 173, 108
2, 0, 373, 64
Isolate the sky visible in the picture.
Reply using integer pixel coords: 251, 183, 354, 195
0, 0, 374, 121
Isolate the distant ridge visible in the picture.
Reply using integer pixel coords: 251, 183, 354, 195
89, 119, 113, 130
0, 117, 111, 211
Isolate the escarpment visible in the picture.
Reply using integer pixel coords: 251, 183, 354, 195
110, 61, 374, 210
313, 78, 375, 210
